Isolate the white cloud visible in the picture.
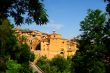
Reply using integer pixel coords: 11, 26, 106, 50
46, 20, 64, 31
15, 20, 64, 34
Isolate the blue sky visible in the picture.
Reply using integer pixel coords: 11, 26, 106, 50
16, 0, 106, 39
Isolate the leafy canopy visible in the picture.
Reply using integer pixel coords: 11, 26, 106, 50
0, 0, 48, 25
37, 56, 72, 73
72, 9, 107, 73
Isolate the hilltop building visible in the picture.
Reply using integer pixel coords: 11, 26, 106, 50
14, 28, 78, 60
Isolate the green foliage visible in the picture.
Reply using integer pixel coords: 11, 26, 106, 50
6, 59, 21, 73
20, 63, 33, 73
0, 19, 35, 72
11, 44, 35, 73
0, 0, 47, 72
37, 56, 49, 72
19, 44, 31, 63
50, 56, 70, 73
21, 35, 27, 42
72, 9, 107, 73
30, 52, 35, 62
104, 1, 110, 72
0, 19, 16, 53
0, 57, 7, 72
0, 19, 17, 72
36, 56, 72, 73
12, 44, 35, 63
0, 0, 48, 25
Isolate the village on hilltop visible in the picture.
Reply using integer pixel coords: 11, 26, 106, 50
14, 28, 78, 61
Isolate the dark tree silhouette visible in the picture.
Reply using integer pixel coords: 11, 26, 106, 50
72, 9, 107, 73
104, 0, 110, 72
0, 0, 48, 25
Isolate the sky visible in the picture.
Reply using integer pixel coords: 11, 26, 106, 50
16, 0, 106, 39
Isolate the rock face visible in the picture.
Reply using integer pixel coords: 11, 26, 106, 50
14, 28, 78, 60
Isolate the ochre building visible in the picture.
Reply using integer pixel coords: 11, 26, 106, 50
14, 28, 78, 60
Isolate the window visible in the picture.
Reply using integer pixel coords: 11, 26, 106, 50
60, 49, 64, 54
62, 41, 64, 44
60, 51, 64, 54
35, 43, 41, 50
48, 40, 50, 43
32, 35, 35, 37
30, 40, 32, 44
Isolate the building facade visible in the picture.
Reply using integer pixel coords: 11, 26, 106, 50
14, 28, 78, 60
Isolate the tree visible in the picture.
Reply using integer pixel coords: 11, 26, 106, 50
0, 0, 48, 72
0, 19, 16, 52
50, 55, 71, 73
0, 0, 48, 25
72, 9, 107, 73
104, 1, 110, 72
36, 56, 72, 73
36, 56, 51, 73
0, 19, 35, 72
0, 19, 17, 72
6, 59, 21, 73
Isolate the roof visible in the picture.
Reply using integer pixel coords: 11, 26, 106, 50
20, 29, 33, 33
50, 31, 61, 36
